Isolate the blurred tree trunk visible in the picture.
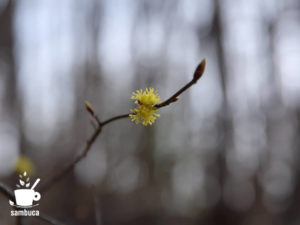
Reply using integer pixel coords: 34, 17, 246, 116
206, 0, 234, 224
0, 1, 17, 119
0, 1, 24, 225
0, 1, 25, 156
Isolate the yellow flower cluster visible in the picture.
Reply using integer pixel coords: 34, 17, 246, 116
130, 88, 161, 126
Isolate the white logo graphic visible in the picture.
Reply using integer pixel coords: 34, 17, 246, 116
9, 172, 41, 216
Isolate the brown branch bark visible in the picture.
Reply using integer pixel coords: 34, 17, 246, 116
101, 113, 130, 126
0, 182, 14, 199
40, 59, 206, 192
40, 125, 102, 192
0, 60, 205, 224
156, 59, 206, 108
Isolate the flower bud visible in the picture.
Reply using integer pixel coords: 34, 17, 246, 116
85, 101, 94, 116
193, 58, 206, 81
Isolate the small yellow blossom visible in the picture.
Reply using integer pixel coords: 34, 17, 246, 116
15, 155, 35, 176
130, 88, 162, 126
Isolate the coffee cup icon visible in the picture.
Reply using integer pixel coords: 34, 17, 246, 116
14, 189, 41, 206
11, 177, 41, 207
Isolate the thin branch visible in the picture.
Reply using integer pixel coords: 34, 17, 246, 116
41, 59, 206, 192
101, 113, 130, 127
0, 182, 67, 225
40, 125, 102, 192
0, 182, 14, 199
155, 79, 195, 108
155, 59, 206, 108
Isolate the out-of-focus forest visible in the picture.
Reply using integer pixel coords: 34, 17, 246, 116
1, 0, 300, 224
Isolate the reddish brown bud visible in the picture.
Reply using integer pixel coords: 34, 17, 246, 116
85, 101, 94, 116
193, 58, 206, 81
169, 97, 180, 104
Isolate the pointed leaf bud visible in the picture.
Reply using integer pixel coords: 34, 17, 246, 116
85, 101, 94, 116
193, 58, 206, 82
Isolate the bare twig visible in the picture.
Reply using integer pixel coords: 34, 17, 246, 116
0, 182, 14, 199
0, 184, 24, 225
41, 59, 206, 192
101, 113, 130, 127
0, 182, 67, 225
155, 59, 206, 108
40, 125, 102, 192
0, 60, 206, 225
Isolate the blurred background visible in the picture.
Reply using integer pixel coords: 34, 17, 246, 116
1, 0, 300, 224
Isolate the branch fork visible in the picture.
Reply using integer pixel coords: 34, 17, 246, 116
0, 59, 206, 225
36, 59, 206, 193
